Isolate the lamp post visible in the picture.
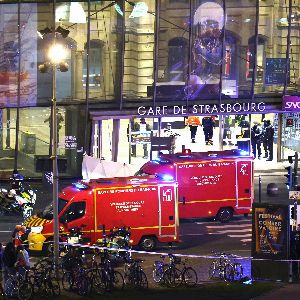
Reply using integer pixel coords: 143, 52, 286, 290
47, 42, 68, 271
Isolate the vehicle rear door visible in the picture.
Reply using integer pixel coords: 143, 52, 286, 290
158, 183, 178, 238
236, 160, 253, 208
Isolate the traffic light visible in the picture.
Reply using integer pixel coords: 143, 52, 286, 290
285, 166, 293, 189
291, 206, 295, 219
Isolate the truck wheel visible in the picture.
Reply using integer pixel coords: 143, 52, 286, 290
217, 208, 233, 223
139, 236, 157, 251
42, 239, 54, 256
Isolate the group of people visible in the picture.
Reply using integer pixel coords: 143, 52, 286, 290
185, 116, 215, 145
0, 225, 30, 284
251, 119, 274, 161
128, 116, 274, 161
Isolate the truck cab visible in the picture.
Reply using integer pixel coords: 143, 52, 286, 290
24, 176, 179, 254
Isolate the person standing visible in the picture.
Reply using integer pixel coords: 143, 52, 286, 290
163, 123, 180, 154
202, 116, 215, 145
12, 225, 26, 248
265, 120, 274, 161
185, 116, 200, 143
129, 118, 151, 159
262, 120, 268, 158
15, 245, 30, 276
2, 242, 16, 283
251, 122, 262, 159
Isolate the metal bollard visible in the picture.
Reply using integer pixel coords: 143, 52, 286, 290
289, 261, 293, 283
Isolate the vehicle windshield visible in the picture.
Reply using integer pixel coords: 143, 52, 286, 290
40, 198, 68, 220
134, 170, 151, 176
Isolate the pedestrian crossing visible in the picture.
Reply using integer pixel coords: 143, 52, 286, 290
203, 220, 252, 243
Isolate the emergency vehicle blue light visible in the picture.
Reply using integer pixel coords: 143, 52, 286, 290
242, 279, 253, 285
239, 150, 249, 156
153, 157, 171, 164
72, 182, 88, 190
161, 174, 174, 181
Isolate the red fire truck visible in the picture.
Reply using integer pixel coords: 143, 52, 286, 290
24, 177, 179, 253
137, 149, 253, 222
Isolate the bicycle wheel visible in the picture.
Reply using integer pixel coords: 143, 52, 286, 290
152, 265, 164, 283
182, 267, 198, 287
233, 263, 243, 281
4, 278, 17, 298
18, 282, 33, 300
224, 264, 235, 282
0, 283, 5, 299
62, 272, 73, 291
136, 271, 148, 289
112, 271, 124, 290
76, 276, 91, 296
92, 272, 106, 295
50, 279, 61, 297
163, 267, 182, 288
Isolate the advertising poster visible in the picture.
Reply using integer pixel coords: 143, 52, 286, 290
0, 3, 37, 107
252, 204, 289, 259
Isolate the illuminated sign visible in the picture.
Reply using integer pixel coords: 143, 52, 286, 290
265, 58, 289, 85
137, 102, 266, 116
58, 135, 77, 149
283, 95, 300, 111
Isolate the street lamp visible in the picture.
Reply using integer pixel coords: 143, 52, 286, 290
38, 41, 68, 270
48, 43, 68, 63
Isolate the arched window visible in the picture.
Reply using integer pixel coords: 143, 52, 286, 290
83, 40, 103, 88
247, 35, 266, 82
168, 37, 188, 82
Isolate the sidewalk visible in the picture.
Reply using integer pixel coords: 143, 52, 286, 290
254, 283, 300, 300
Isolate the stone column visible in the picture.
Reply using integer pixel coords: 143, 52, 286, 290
111, 119, 120, 162
74, 50, 85, 99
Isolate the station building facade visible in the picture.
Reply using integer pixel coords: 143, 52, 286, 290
0, 0, 299, 178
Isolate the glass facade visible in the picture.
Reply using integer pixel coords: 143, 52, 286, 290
0, 0, 299, 178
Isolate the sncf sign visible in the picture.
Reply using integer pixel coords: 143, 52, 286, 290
283, 96, 300, 111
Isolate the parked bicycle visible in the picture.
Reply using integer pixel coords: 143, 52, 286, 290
208, 252, 243, 282
5, 268, 33, 300
162, 254, 198, 287
28, 265, 60, 297
124, 257, 148, 289
98, 250, 125, 292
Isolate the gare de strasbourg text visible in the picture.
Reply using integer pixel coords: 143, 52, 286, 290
137, 102, 266, 116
